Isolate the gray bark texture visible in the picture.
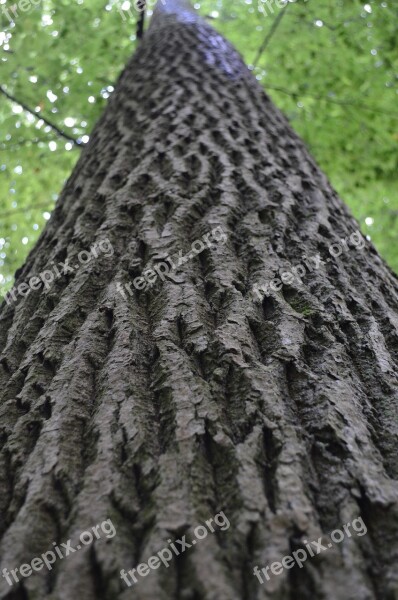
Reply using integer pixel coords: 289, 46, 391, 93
1, 0, 398, 599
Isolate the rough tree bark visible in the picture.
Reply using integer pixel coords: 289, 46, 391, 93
0, 1, 397, 599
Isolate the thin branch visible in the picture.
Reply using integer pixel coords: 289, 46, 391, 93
0, 202, 53, 220
264, 84, 398, 117
253, 3, 290, 67
136, 1, 146, 40
0, 86, 85, 147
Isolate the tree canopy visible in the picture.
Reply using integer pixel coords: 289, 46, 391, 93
1, 0, 397, 300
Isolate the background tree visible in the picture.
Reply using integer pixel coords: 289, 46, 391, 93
1, 0, 398, 599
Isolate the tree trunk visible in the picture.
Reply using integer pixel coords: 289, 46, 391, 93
1, 1, 397, 599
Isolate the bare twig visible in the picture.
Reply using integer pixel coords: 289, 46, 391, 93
136, 0, 146, 40
253, 3, 290, 67
0, 86, 85, 147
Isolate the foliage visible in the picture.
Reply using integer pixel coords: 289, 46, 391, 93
0, 0, 397, 298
